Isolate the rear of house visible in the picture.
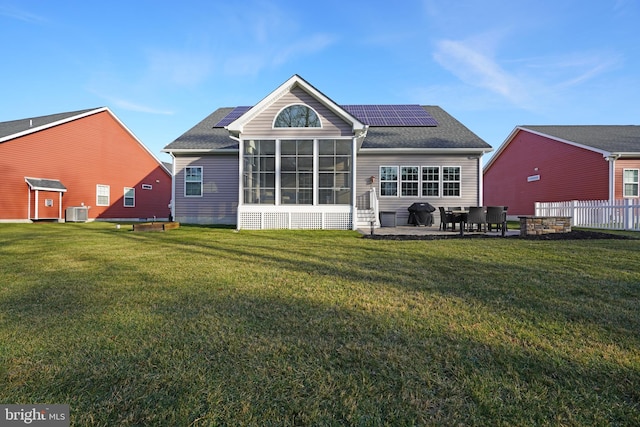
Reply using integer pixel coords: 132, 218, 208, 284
164, 75, 492, 229
484, 125, 640, 216
0, 108, 171, 222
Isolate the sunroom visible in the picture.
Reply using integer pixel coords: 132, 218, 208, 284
228, 101, 367, 230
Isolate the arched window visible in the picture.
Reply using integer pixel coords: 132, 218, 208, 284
274, 104, 321, 128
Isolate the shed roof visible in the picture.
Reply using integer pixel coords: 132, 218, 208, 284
24, 177, 67, 192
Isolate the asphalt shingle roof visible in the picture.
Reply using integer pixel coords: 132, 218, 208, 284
164, 105, 491, 151
361, 106, 489, 149
521, 125, 640, 153
0, 108, 100, 141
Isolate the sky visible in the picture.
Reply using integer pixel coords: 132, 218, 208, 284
2, 0, 639, 164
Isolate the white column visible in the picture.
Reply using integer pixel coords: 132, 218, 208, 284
351, 137, 357, 230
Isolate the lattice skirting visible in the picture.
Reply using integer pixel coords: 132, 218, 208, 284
239, 211, 352, 230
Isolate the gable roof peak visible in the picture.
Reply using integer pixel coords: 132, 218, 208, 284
226, 75, 366, 135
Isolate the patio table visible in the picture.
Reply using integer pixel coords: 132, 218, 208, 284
450, 210, 468, 236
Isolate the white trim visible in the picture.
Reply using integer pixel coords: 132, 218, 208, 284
442, 165, 462, 198
184, 166, 203, 197
361, 147, 489, 155
622, 168, 640, 198
96, 184, 110, 206
226, 75, 366, 134
124, 187, 135, 207
162, 148, 239, 154
1, 108, 106, 143
400, 165, 420, 197
379, 165, 399, 197
421, 166, 440, 197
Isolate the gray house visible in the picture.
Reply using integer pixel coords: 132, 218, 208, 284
163, 75, 492, 229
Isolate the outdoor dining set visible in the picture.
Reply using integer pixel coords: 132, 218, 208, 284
407, 203, 508, 236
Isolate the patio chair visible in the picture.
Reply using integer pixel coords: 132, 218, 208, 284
486, 206, 507, 236
466, 206, 486, 232
438, 206, 462, 231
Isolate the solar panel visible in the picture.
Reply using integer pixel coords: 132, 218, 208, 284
214, 106, 252, 127
341, 105, 438, 127
214, 104, 438, 128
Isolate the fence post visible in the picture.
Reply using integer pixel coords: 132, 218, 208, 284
571, 200, 578, 227
624, 198, 632, 230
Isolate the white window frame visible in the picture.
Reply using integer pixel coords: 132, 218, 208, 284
379, 166, 399, 197
400, 166, 419, 197
185, 166, 203, 197
421, 166, 440, 197
623, 168, 639, 197
96, 184, 110, 206
124, 187, 135, 207
442, 166, 461, 198
273, 104, 323, 129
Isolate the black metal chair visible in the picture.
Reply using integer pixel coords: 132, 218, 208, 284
486, 206, 507, 236
466, 206, 486, 232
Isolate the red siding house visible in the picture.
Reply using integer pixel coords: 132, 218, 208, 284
0, 107, 171, 222
484, 126, 640, 216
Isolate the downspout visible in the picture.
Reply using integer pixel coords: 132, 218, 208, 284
477, 155, 483, 206
169, 153, 176, 221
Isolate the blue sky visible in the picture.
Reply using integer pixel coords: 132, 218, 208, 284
2, 1, 639, 163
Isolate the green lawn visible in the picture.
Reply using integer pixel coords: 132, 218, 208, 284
1, 222, 639, 426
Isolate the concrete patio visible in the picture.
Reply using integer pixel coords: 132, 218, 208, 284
357, 225, 520, 238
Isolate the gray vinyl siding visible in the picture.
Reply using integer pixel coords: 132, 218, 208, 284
242, 87, 352, 138
357, 152, 481, 225
174, 154, 239, 224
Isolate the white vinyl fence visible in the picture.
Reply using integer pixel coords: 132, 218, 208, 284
535, 199, 640, 231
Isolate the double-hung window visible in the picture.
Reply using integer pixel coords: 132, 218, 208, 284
96, 184, 110, 206
380, 166, 398, 196
124, 187, 135, 207
623, 169, 639, 197
422, 166, 440, 197
185, 167, 203, 197
442, 166, 461, 197
401, 166, 419, 196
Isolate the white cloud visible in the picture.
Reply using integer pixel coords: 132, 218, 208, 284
0, 5, 46, 23
433, 39, 532, 108
146, 50, 214, 87
87, 88, 173, 115
108, 98, 174, 115
272, 33, 337, 66
223, 33, 337, 76
432, 34, 623, 114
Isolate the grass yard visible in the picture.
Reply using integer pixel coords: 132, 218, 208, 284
1, 222, 639, 426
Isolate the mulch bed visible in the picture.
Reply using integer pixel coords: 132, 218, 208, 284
363, 229, 633, 241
